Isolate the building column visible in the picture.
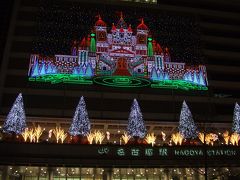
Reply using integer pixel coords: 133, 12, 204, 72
103, 168, 112, 180
47, 167, 54, 180
0, 166, 8, 180
0, 0, 21, 104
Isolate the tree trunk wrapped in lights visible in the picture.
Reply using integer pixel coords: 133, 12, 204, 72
232, 103, 240, 134
178, 100, 198, 139
145, 133, 157, 146
121, 132, 131, 145
2, 93, 27, 135
127, 99, 146, 142
171, 132, 184, 145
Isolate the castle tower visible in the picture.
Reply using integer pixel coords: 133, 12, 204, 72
78, 37, 89, 66
116, 13, 128, 44
116, 12, 127, 29
111, 23, 117, 44
126, 24, 133, 45
164, 47, 171, 62
71, 40, 78, 56
95, 15, 108, 53
136, 18, 148, 56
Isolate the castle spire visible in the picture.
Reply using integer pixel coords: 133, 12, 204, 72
137, 18, 148, 30
116, 12, 127, 29
128, 24, 133, 32
95, 14, 106, 27
111, 23, 117, 32
120, 11, 123, 20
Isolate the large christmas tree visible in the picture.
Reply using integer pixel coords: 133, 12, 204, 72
232, 103, 240, 133
178, 100, 198, 139
2, 93, 27, 134
127, 99, 146, 138
69, 96, 90, 136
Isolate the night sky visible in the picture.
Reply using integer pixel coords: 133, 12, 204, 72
33, 0, 203, 65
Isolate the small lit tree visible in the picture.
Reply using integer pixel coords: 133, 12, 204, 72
69, 96, 90, 136
178, 100, 198, 139
232, 103, 240, 133
2, 93, 27, 135
127, 99, 146, 138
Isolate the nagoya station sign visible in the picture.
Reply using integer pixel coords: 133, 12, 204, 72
97, 146, 239, 159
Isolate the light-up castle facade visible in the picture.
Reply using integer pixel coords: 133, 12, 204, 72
28, 14, 208, 90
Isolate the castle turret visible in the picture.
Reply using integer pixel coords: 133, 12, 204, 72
111, 23, 117, 32
126, 24, 133, 45
147, 37, 153, 56
79, 37, 87, 50
95, 15, 108, 53
164, 47, 171, 62
116, 12, 127, 29
71, 40, 78, 56
78, 37, 88, 65
136, 18, 148, 56
90, 33, 96, 53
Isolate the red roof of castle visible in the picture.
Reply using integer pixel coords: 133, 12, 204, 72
111, 23, 117, 31
80, 37, 87, 47
95, 16, 106, 27
127, 25, 133, 32
137, 18, 148, 30
119, 27, 124, 33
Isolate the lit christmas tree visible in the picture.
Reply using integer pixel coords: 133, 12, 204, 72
178, 100, 198, 139
232, 103, 240, 133
127, 99, 146, 138
69, 96, 90, 136
2, 93, 27, 135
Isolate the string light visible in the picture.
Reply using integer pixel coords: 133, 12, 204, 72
145, 133, 156, 146
2, 93, 27, 135
232, 103, 240, 133
127, 99, 146, 138
121, 132, 131, 144
69, 96, 90, 136
178, 100, 198, 139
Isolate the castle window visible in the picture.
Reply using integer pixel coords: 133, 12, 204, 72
138, 69, 141, 73
103, 66, 107, 71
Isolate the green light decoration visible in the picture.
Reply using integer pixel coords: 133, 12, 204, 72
90, 33, 95, 37
29, 75, 207, 90
29, 74, 93, 85
147, 39, 153, 56
93, 76, 151, 88
90, 35, 96, 52
148, 37, 152, 41
151, 80, 208, 91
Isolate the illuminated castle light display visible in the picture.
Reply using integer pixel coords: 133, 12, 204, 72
28, 14, 208, 90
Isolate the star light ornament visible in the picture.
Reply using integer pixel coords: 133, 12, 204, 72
127, 99, 146, 138
178, 100, 198, 139
232, 103, 240, 134
2, 93, 27, 135
69, 96, 90, 136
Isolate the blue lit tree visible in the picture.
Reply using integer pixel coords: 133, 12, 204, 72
2, 93, 27, 135
232, 103, 240, 133
127, 99, 146, 138
178, 100, 198, 139
69, 96, 90, 136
